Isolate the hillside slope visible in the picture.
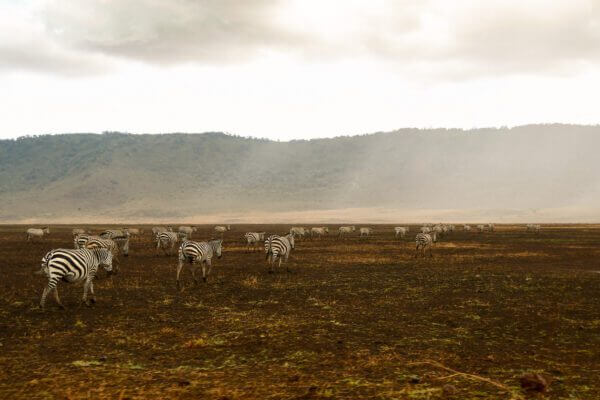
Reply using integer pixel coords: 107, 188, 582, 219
1, 124, 599, 222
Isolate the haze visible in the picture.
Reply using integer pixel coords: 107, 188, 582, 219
1, 0, 600, 140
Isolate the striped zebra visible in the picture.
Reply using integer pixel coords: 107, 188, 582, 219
421, 226, 431, 234
394, 227, 408, 238
359, 227, 372, 237
85, 235, 129, 258
214, 225, 231, 234
415, 231, 437, 258
36, 248, 113, 309
178, 226, 197, 239
244, 232, 266, 252
527, 224, 541, 233
27, 227, 50, 241
290, 227, 308, 238
463, 225, 471, 232
477, 224, 485, 233
338, 226, 355, 239
265, 234, 295, 273
100, 229, 128, 239
156, 231, 179, 255
74, 234, 96, 249
177, 239, 223, 288
310, 227, 329, 239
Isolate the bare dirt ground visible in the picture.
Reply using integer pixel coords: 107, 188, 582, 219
0, 224, 599, 399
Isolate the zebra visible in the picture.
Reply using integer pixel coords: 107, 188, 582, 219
448, 225, 455, 232
156, 231, 179, 255
310, 227, 329, 239
421, 226, 431, 234
415, 231, 437, 258
487, 223, 495, 232
74, 234, 97, 249
463, 225, 472, 232
244, 232, 266, 252
36, 248, 113, 309
177, 239, 223, 289
477, 224, 485, 233
26, 227, 50, 241
290, 227, 307, 238
433, 225, 443, 236
265, 234, 295, 273
394, 227, 408, 238
100, 228, 128, 239
338, 226, 355, 239
527, 224, 541, 233
178, 226, 197, 239
214, 225, 231, 234
359, 227, 372, 237
85, 235, 129, 258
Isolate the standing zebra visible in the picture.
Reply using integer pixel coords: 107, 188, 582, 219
463, 225, 472, 232
74, 234, 98, 249
415, 231, 437, 258
265, 234, 295, 273
100, 229, 128, 239
156, 231, 180, 255
394, 227, 408, 238
338, 226, 355, 239
310, 227, 329, 239
26, 227, 50, 241
178, 226, 197, 239
527, 224, 541, 233
85, 236, 129, 258
37, 248, 113, 309
359, 227, 372, 237
244, 232, 266, 252
487, 223, 495, 232
477, 224, 485, 233
290, 227, 307, 238
177, 239, 223, 288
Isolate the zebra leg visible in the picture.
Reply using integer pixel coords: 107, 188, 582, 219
176, 257, 184, 290
40, 286, 50, 309
53, 287, 66, 309
89, 281, 96, 303
205, 260, 213, 283
414, 244, 419, 258
284, 254, 290, 272
82, 278, 92, 306
191, 265, 199, 286
429, 245, 433, 258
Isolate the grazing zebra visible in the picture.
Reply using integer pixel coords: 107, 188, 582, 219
359, 227, 372, 237
477, 224, 485, 233
26, 227, 50, 241
310, 227, 329, 239
463, 225, 472, 232
244, 232, 266, 252
338, 226, 356, 239
178, 226, 197, 239
85, 235, 129, 258
421, 226, 431, 234
265, 234, 295, 273
37, 248, 113, 309
433, 225, 443, 236
394, 227, 408, 238
415, 231, 437, 258
126, 228, 143, 239
177, 239, 223, 288
156, 231, 179, 255
214, 225, 231, 234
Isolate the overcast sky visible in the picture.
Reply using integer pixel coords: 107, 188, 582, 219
1, 0, 599, 140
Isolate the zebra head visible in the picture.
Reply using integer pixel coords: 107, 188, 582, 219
94, 248, 114, 274
210, 239, 223, 259
287, 233, 295, 249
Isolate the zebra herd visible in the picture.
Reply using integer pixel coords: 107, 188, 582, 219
27, 222, 546, 309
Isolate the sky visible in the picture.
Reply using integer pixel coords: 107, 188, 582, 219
1, 0, 599, 141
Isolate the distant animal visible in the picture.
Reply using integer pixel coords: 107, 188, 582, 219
290, 227, 308, 238
338, 226, 356, 239
421, 227, 431, 234
126, 228, 143, 239
245, 232, 266, 252
178, 226, 197, 239
487, 223, 495, 232
359, 227, 372, 237
527, 224, 541, 233
86, 235, 129, 258
152, 226, 172, 235
156, 231, 179, 255
477, 224, 485, 233
177, 239, 223, 289
264, 234, 295, 273
448, 225, 455, 232
310, 227, 329, 239
394, 227, 408, 238
415, 232, 437, 258
36, 248, 113, 309
100, 229, 128, 239
26, 227, 50, 241
214, 225, 231, 234
463, 225, 471, 232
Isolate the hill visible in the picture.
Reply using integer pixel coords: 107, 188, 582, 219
1, 124, 599, 222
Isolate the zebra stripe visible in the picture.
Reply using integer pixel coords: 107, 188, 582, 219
265, 234, 295, 272
85, 236, 129, 257
244, 232, 265, 252
156, 232, 179, 255
415, 232, 437, 258
177, 239, 223, 288
38, 248, 113, 309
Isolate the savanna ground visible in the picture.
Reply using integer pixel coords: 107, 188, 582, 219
1, 224, 599, 399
